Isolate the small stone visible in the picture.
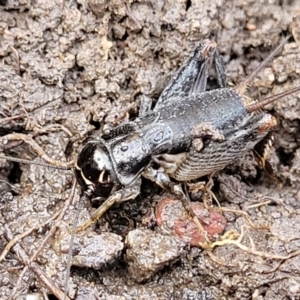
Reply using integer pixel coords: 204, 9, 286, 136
246, 22, 256, 31
222, 14, 235, 30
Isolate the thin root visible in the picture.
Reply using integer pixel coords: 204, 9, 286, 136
246, 195, 294, 214
192, 215, 210, 244
0, 210, 60, 262
0, 114, 26, 124
209, 225, 300, 261
182, 184, 211, 244
33, 123, 73, 137
0, 133, 74, 168
9, 45, 20, 76
205, 250, 234, 267
205, 172, 220, 207
124, 1, 142, 30
215, 206, 270, 230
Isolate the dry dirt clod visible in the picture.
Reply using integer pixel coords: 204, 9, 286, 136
65, 231, 124, 270
125, 228, 186, 282
155, 198, 227, 246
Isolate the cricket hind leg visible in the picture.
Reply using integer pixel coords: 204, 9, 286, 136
146, 154, 218, 209
154, 39, 218, 110
187, 172, 220, 208
214, 49, 227, 88
142, 167, 210, 243
171, 122, 225, 182
253, 132, 274, 175
76, 179, 141, 232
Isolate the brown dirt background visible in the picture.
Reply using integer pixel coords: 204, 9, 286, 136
1, 0, 300, 299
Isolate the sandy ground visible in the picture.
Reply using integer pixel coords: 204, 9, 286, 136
1, 0, 300, 299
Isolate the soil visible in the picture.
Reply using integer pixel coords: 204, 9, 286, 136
1, 0, 300, 299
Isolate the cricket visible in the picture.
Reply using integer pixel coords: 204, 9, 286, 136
1, 32, 300, 299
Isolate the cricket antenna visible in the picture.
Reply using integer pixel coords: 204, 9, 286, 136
236, 35, 290, 94
0, 155, 72, 170
246, 86, 300, 113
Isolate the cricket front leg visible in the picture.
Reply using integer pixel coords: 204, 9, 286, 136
76, 179, 141, 232
191, 122, 224, 151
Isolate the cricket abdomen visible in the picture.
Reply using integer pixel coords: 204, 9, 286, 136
171, 105, 275, 181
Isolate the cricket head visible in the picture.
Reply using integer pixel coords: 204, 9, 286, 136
75, 140, 115, 198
